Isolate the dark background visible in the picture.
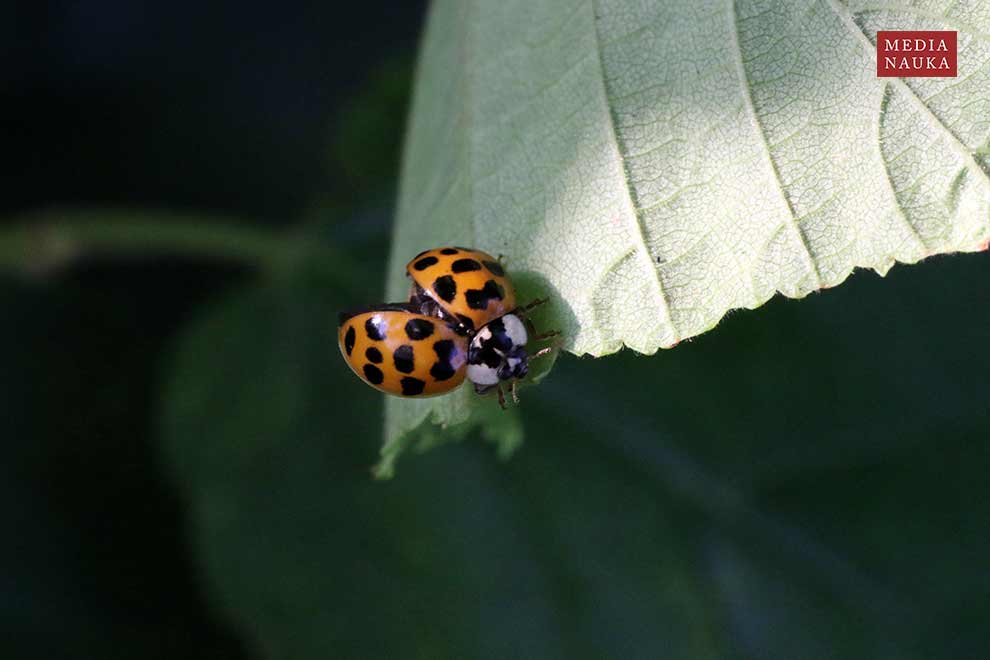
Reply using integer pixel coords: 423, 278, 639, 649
3, 2, 425, 658
4, 2, 990, 659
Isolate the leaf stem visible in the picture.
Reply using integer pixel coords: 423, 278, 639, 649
0, 208, 352, 283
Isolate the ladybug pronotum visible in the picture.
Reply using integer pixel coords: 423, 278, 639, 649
338, 247, 559, 408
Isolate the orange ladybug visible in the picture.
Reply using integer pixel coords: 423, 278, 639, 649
338, 247, 559, 407
338, 304, 467, 397
405, 247, 516, 334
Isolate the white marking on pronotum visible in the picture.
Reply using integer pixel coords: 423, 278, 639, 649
467, 363, 499, 386
500, 314, 528, 348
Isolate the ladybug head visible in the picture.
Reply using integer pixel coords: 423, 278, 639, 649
466, 313, 529, 392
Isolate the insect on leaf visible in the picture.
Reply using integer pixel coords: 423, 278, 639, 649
383, 0, 990, 470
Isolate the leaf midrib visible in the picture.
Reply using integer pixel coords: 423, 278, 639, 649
729, 0, 825, 289
589, 0, 679, 343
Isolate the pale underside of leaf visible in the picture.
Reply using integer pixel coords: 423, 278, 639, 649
383, 0, 990, 456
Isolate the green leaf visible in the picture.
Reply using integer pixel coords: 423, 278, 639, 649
385, 1, 990, 462
160, 253, 990, 658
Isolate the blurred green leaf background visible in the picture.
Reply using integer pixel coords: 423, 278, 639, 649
3, 2, 989, 659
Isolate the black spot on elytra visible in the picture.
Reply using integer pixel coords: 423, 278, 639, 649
405, 318, 435, 340
433, 275, 457, 303
363, 364, 384, 385
430, 339, 458, 381
482, 260, 504, 276
400, 377, 426, 395
465, 279, 505, 310
440, 248, 459, 255
365, 316, 387, 341
365, 347, 383, 363
344, 327, 355, 355
393, 345, 415, 373
413, 256, 438, 271
451, 258, 482, 273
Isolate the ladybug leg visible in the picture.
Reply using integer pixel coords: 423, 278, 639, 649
531, 346, 555, 360
509, 380, 520, 405
531, 336, 564, 361
522, 316, 561, 344
496, 384, 507, 410
517, 297, 549, 315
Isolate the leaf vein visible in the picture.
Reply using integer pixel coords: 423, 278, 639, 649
589, 0, 679, 344
855, 5, 990, 42
729, 0, 824, 289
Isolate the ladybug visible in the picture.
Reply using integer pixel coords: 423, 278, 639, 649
405, 246, 516, 334
338, 247, 559, 407
338, 304, 468, 396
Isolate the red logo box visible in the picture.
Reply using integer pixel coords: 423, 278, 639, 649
877, 31, 957, 77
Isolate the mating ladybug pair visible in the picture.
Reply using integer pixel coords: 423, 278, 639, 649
338, 247, 559, 408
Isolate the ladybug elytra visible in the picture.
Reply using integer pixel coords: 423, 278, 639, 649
338, 247, 558, 408
405, 246, 517, 333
